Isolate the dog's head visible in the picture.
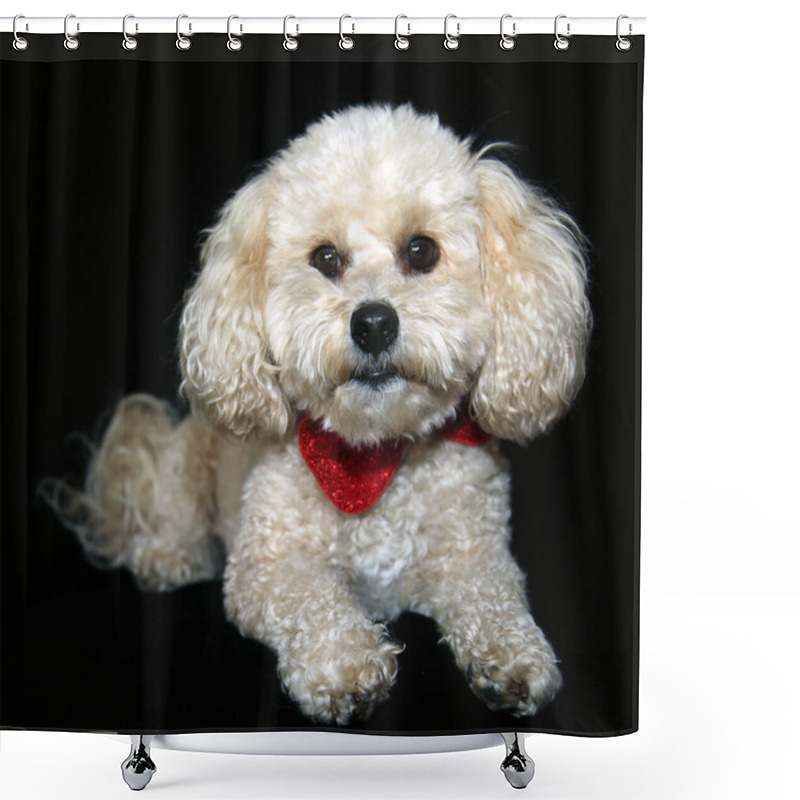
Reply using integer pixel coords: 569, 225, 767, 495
180, 105, 590, 446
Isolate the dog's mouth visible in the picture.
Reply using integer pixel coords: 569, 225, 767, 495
349, 364, 402, 390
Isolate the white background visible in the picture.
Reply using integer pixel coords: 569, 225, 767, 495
2, 1, 799, 798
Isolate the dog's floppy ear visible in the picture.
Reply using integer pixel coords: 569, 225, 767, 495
179, 172, 292, 438
471, 158, 591, 442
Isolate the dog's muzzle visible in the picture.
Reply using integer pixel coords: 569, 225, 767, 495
350, 302, 401, 388
350, 302, 398, 355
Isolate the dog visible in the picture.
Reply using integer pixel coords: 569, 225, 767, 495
52, 105, 591, 725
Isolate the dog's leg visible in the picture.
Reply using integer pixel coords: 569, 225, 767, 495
223, 462, 402, 725
225, 548, 401, 725
413, 537, 562, 717
51, 395, 223, 590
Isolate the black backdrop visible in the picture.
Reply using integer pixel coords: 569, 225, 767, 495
1, 34, 643, 736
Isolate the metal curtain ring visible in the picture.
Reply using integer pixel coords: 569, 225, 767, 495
176, 14, 192, 50
12, 14, 29, 51
63, 13, 79, 51
394, 15, 410, 50
283, 15, 299, 51
500, 14, 516, 50
339, 15, 355, 50
554, 14, 570, 51
122, 14, 138, 51
444, 14, 460, 50
227, 15, 242, 51
616, 15, 632, 51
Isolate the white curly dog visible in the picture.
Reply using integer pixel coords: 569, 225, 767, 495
58, 105, 591, 725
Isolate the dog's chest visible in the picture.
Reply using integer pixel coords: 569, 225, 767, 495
334, 457, 429, 614
329, 437, 505, 617
252, 434, 507, 619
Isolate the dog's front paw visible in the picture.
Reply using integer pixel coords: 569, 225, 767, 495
279, 623, 403, 725
466, 639, 562, 717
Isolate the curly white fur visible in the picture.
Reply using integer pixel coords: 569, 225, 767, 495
54, 105, 590, 725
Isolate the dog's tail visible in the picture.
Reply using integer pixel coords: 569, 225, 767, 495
43, 394, 223, 591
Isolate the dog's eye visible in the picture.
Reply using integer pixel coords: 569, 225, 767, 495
406, 236, 440, 273
310, 245, 341, 278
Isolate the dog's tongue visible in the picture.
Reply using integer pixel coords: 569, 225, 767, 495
298, 417, 402, 515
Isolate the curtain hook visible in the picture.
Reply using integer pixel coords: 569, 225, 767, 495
500, 14, 516, 50
12, 14, 29, 51
63, 13, 80, 51
227, 15, 243, 51
616, 15, 632, 51
283, 15, 299, 51
339, 14, 355, 50
444, 14, 460, 50
554, 14, 571, 51
394, 15, 411, 50
122, 14, 138, 51
176, 14, 192, 50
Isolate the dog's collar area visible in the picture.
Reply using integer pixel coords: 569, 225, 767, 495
298, 407, 492, 514
437, 409, 494, 447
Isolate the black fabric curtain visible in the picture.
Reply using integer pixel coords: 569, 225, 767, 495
1, 33, 643, 735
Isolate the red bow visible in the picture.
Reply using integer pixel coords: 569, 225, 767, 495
298, 408, 492, 514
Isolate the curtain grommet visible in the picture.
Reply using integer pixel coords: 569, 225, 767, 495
175, 14, 192, 51
12, 14, 29, 51
444, 14, 460, 50
554, 15, 571, 51
500, 14, 516, 51
63, 13, 80, 51
283, 15, 299, 51
394, 15, 411, 50
122, 14, 138, 51
616, 15, 632, 51
339, 15, 355, 51
227, 15, 243, 51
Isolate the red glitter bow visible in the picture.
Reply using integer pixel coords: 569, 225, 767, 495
298, 408, 492, 515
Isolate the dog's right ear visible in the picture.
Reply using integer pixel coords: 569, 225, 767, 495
179, 172, 293, 439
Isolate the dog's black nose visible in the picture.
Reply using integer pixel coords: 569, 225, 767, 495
350, 302, 399, 356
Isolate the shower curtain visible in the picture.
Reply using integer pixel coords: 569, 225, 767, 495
1, 23, 643, 739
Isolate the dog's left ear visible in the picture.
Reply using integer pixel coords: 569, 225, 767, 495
471, 159, 591, 442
